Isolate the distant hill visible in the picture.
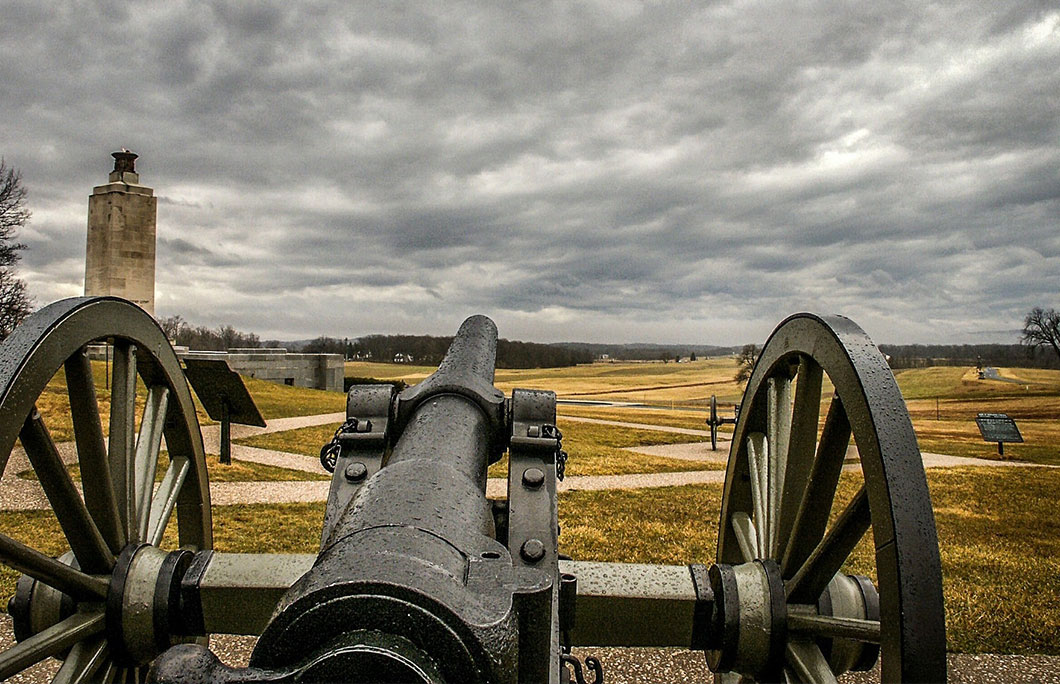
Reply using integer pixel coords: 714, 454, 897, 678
550, 341, 739, 361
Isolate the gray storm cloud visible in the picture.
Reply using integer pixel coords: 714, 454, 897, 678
2, 1, 1057, 344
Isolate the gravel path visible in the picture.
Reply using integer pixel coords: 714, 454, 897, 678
2, 614, 1057, 684
3, 413, 1051, 510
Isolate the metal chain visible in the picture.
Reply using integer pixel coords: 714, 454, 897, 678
560, 654, 604, 684
319, 418, 360, 473
543, 424, 568, 481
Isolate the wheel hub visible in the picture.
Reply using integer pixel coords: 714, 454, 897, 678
705, 560, 787, 678
8, 552, 79, 643
704, 563, 881, 680
105, 544, 196, 666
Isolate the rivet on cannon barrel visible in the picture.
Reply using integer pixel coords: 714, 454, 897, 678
522, 467, 545, 488
521, 538, 546, 563
343, 462, 368, 482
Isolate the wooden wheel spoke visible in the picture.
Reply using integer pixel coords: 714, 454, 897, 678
787, 486, 870, 603
0, 531, 109, 599
777, 356, 823, 554
781, 395, 851, 577
109, 341, 138, 540
19, 408, 114, 573
65, 349, 126, 553
785, 640, 839, 684
766, 375, 793, 558
52, 636, 109, 684
731, 512, 759, 563
98, 661, 120, 683
0, 611, 105, 680
133, 385, 169, 543
746, 432, 767, 558
147, 456, 190, 546
788, 612, 881, 644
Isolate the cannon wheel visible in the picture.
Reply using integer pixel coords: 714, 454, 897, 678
0, 297, 212, 682
713, 314, 945, 682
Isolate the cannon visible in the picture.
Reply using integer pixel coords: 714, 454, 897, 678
704, 395, 738, 451
0, 297, 945, 682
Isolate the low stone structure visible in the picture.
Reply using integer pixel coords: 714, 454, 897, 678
179, 348, 344, 393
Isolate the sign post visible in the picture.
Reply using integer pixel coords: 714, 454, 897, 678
183, 358, 266, 465
974, 412, 1023, 458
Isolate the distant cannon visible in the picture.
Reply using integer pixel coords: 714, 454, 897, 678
705, 395, 739, 451
0, 297, 945, 682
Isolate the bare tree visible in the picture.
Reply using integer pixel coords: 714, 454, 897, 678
159, 315, 186, 341
1021, 307, 1060, 362
734, 343, 759, 385
0, 159, 31, 340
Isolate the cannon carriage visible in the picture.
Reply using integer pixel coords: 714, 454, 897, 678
0, 297, 945, 682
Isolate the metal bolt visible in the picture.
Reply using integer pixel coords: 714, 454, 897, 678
527, 425, 541, 438
344, 462, 368, 482
520, 538, 545, 563
522, 467, 545, 489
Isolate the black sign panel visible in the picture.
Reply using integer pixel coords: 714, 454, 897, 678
183, 358, 266, 427
974, 413, 1023, 443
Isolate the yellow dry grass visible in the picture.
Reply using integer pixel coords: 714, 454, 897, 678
237, 418, 720, 478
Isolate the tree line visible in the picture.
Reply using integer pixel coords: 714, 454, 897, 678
158, 315, 263, 351
878, 343, 1060, 370
302, 334, 593, 368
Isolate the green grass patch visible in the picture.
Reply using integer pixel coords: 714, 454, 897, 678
234, 424, 339, 457
894, 366, 1060, 401
240, 377, 343, 420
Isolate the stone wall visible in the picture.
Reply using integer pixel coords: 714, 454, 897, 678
180, 349, 344, 393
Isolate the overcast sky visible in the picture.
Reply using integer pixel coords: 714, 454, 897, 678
2, 2, 1057, 345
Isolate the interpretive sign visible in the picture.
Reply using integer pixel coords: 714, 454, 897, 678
974, 412, 1022, 457
184, 358, 266, 464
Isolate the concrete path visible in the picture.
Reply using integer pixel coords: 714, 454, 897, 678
3, 412, 1053, 511
560, 414, 715, 437
0, 413, 343, 512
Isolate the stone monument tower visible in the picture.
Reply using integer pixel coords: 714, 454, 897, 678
84, 149, 157, 315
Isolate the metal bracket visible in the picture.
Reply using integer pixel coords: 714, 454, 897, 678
319, 384, 394, 551
507, 388, 561, 684
392, 348, 507, 463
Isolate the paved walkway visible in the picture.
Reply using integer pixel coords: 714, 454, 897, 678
3, 412, 1050, 510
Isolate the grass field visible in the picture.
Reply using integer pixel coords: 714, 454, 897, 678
347, 358, 749, 406
351, 358, 1060, 464
1, 466, 1054, 654
27, 361, 344, 444
558, 466, 1060, 655
3, 355, 1059, 660
15, 454, 327, 484
236, 417, 720, 478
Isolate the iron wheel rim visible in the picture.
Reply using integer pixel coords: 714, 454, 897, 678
716, 313, 945, 682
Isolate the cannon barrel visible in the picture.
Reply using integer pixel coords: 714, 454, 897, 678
153, 315, 552, 683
